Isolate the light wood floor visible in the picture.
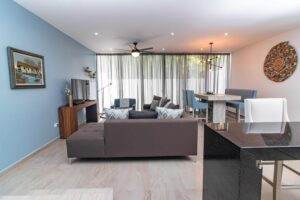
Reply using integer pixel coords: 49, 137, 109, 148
0, 122, 299, 200
0, 188, 113, 200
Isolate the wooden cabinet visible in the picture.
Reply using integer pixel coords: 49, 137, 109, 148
58, 100, 98, 139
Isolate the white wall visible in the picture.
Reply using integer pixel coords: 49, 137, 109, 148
230, 27, 300, 121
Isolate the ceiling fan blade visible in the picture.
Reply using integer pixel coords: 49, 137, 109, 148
141, 51, 154, 54
113, 49, 130, 52
139, 47, 154, 51
128, 44, 135, 50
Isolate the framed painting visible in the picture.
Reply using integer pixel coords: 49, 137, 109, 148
7, 47, 46, 89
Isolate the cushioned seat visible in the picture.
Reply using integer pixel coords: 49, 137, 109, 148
66, 123, 105, 158
225, 88, 257, 121
226, 100, 244, 109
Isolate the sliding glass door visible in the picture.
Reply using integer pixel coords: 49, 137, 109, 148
97, 54, 230, 111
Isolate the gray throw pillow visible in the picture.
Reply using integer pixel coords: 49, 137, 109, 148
159, 97, 170, 107
153, 95, 162, 101
104, 108, 130, 119
163, 101, 179, 109
150, 100, 159, 111
156, 107, 184, 119
163, 101, 172, 108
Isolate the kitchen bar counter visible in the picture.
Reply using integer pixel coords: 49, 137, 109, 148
203, 122, 300, 200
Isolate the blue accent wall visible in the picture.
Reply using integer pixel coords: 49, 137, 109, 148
0, 0, 96, 171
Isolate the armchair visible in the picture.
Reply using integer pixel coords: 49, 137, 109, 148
111, 98, 136, 110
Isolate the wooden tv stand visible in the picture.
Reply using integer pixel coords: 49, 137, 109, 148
58, 100, 98, 139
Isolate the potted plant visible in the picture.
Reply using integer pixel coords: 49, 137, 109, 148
65, 85, 72, 107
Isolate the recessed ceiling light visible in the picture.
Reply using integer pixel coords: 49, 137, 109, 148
170, 32, 175, 36
162, 48, 166, 51
94, 32, 99, 36
200, 48, 204, 51
224, 32, 229, 36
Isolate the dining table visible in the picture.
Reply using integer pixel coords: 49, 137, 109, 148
195, 93, 241, 123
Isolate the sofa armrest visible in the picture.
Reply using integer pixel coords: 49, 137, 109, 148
132, 104, 136, 111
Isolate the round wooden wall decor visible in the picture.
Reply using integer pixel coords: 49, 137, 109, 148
264, 41, 297, 82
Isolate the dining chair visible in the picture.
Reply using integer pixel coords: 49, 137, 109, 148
182, 89, 188, 112
186, 90, 208, 120
225, 88, 257, 121
244, 98, 299, 200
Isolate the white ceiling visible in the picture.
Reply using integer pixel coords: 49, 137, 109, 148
15, 0, 300, 53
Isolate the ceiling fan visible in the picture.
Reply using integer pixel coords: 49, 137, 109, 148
114, 42, 154, 57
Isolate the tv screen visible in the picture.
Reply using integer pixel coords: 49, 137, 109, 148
71, 79, 90, 103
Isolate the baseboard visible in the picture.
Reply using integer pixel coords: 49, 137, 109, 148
79, 121, 87, 128
0, 137, 59, 175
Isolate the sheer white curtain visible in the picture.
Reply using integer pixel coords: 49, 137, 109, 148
142, 55, 164, 104
97, 54, 230, 111
164, 55, 185, 107
207, 54, 230, 94
97, 55, 142, 111
97, 55, 118, 112
185, 55, 207, 94
97, 55, 164, 111
119, 56, 142, 108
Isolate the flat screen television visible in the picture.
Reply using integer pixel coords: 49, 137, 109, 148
71, 79, 90, 104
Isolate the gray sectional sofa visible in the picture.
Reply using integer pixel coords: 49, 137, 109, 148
66, 118, 198, 160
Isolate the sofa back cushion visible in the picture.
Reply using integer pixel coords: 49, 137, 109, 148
104, 118, 198, 157
153, 95, 162, 101
129, 110, 158, 119
225, 88, 257, 101
163, 102, 179, 109
156, 107, 183, 119
150, 99, 160, 111
159, 97, 170, 107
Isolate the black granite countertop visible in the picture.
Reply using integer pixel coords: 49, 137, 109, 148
205, 122, 300, 149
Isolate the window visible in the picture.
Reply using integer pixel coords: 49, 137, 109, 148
97, 54, 230, 111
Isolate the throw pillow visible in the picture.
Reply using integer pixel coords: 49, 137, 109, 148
150, 100, 159, 111
163, 102, 179, 109
156, 107, 184, 119
163, 101, 172, 108
104, 108, 130, 119
129, 110, 158, 119
153, 95, 162, 101
159, 97, 170, 107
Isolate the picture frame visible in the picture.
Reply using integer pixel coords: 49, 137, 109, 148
7, 47, 46, 89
